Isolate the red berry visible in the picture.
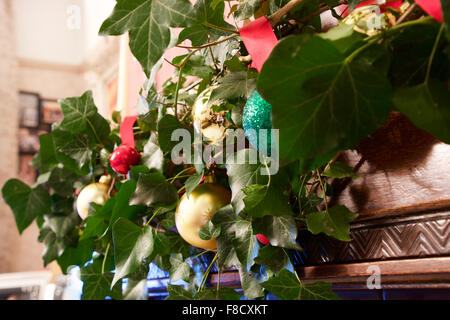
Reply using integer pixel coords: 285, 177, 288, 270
109, 145, 141, 175
256, 234, 270, 246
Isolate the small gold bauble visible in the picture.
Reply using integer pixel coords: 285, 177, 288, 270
175, 183, 231, 250
76, 179, 110, 220
192, 86, 230, 146
343, 5, 396, 36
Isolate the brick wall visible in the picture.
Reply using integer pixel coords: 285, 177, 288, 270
0, 0, 21, 273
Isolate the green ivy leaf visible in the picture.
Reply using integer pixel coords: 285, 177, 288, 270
40, 228, 66, 266
319, 23, 364, 55
58, 134, 94, 170
178, 0, 234, 46
108, 180, 147, 232
59, 91, 111, 147
157, 114, 184, 153
99, 0, 195, 76
254, 245, 288, 274
443, 0, 450, 32
227, 149, 293, 217
169, 253, 192, 282
261, 269, 340, 300
252, 215, 301, 250
112, 218, 154, 286
164, 231, 192, 258
257, 35, 391, 160
393, 80, 450, 144
166, 284, 193, 300
80, 200, 114, 240
211, 204, 240, 269
47, 167, 76, 197
210, 70, 258, 102
306, 205, 358, 241
2, 179, 51, 234
194, 287, 242, 300
233, 220, 259, 271
242, 184, 268, 211
300, 193, 323, 214
124, 279, 148, 300
57, 238, 95, 274
234, 0, 263, 21
322, 161, 359, 179
238, 265, 264, 299
49, 127, 91, 175
141, 135, 164, 172
184, 171, 204, 199
80, 258, 123, 300
130, 172, 179, 208
198, 220, 221, 240
389, 24, 448, 87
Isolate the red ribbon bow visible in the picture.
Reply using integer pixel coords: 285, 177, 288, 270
119, 115, 138, 148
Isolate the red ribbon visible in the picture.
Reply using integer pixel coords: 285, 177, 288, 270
120, 115, 137, 148
415, 0, 443, 22
239, 17, 279, 72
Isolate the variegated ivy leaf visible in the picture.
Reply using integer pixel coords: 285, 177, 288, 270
100, 0, 196, 76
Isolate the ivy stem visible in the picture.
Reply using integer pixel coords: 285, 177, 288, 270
345, 37, 379, 64
101, 243, 111, 274
203, 21, 239, 34
86, 117, 105, 149
282, 248, 302, 284
425, 23, 445, 84
145, 207, 163, 227
176, 34, 239, 50
269, 0, 305, 26
199, 253, 218, 290
298, 175, 309, 215
217, 268, 221, 292
394, 3, 417, 26
190, 250, 210, 260
317, 171, 328, 213
174, 49, 200, 119
167, 166, 194, 183
264, 158, 272, 187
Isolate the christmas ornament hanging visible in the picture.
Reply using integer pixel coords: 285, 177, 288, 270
256, 234, 271, 246
76, 175, 111, 219
109, 145, 141, 175
343, 4, 397, 36
192, 86, 231, 146
242, 90, 273, 156
175, 183, 231, 250
109, 115, 141, 175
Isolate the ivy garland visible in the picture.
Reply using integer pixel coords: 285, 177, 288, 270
2, 0, 449, 300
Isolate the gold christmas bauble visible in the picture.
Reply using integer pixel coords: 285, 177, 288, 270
343, 5, 396, 36
76, 176, 111, 219
192, 86, 230, 146
175, 183, 231, 250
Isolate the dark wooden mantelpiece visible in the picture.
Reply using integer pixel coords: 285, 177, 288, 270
296, 112, 450, 290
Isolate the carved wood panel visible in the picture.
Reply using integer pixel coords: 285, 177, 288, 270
294, 211, 450, 266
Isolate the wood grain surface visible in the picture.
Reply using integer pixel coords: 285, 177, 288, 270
329, 112, 450, 219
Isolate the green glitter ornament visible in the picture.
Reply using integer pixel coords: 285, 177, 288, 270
243, 90, 273, 156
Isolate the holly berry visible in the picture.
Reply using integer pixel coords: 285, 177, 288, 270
175, 183, 231, 250
76, 176, 111, 219
109, 145, 141, 175
256, 234, 270, 246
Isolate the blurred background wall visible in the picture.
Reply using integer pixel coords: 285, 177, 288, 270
0, 0, 118, 274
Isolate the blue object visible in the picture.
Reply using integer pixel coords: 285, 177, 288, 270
242, 90, 273, 156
